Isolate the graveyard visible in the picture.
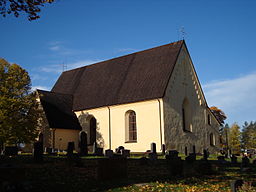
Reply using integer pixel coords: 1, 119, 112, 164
1, 143, 256, 192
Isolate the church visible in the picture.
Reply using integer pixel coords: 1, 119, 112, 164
37, 40, 220, 154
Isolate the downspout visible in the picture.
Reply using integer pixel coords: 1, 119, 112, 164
157, 99, 163, 148
107, 107, 111, 149
52, 128, 56, 149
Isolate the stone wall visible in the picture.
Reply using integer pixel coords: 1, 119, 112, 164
163, 44, 220, 154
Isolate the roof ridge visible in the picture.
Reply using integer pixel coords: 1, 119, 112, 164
62, 40, 184, 74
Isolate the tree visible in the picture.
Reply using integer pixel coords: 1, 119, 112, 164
0, 58, 40, 151
241, 121, 256, 149
228, 123, 241, 154
0, 0, 54, 21
210, 106, 227, 126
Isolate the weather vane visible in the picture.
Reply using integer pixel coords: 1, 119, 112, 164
179, 26, 187, 40
61, 61, 67, 72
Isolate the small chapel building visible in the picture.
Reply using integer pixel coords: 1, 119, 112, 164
37, 40, 220, 154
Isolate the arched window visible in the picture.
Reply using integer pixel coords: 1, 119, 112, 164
182, 98, 192, 132
207, 114, 211, 125
210, 133, 215, 146
125, 110, 137, 142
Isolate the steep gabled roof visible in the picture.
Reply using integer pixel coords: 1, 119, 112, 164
52, 40, 184, 111
37, 90, 82, 130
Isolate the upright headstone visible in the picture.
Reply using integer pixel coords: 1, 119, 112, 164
116, 146, 125, 153
67, 142, 74, 157
121, 149, 130, 158
33, 141, 43, 162
185, 153, 196, 163
230, 179, 243, 192
217, 156, 226, 163
241, 156, 250, 168
193, 145, 196, 154
105, 149, 114, 158
162, 144, 166, 155
166, 150, 180, 160
79, 132, 88, 156
231, 155, 237, 164
203, 149, 209, 160
151, 142, 156, 154
93, 142, 97, 154
185, 147, 188, 156
149, 143, 157, 160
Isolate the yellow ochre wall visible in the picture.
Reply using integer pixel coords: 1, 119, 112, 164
75, 99, 164, 152
53, 129, 80, 151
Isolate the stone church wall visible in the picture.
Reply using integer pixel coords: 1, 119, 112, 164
163, 44, 220, 154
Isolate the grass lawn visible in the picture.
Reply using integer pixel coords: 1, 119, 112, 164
106, 166, 256, 192
1, 154, 256, 191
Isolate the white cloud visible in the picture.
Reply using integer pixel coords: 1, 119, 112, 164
49, 46, 60, 51
39, 60, 100, 74
203, 72, 256, 125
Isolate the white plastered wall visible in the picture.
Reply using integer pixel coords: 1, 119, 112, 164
75, 99, 164, 152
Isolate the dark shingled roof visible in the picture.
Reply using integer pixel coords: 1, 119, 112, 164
37, 90, 82, 130
52, 40, 184, 111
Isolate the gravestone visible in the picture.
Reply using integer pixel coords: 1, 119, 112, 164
241, 156, 250, 167
148, 152, 157, 160
230, 179, 243, 192
166, 150, 179, 158
79, 132, 88, 156
151, 143, 156, 154
185, 147, 188, 156
33, 141, 43, 162
67, 142, 74, 157
105, 149, 114, 158
121, 149, 130, 158
203, 149, 209, 160
193, 145, 196, 154
149, 142, 157, 160
217, 156, 226, 163
162, 144, 166, 155
95, 148, 104, 156
45, 147, 53, 154
185, 153, 196, 163
93, 142, 97, 154
231, 155, 237, 164
116, 146, 125, 153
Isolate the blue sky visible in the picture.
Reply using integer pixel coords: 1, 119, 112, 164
1, 0, 256, 126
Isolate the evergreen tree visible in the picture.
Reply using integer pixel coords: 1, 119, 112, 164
241, 121, 256, 149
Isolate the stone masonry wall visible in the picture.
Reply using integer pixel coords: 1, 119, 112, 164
163, 45, 220, 154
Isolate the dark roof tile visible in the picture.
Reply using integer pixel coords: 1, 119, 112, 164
37, 90, 82, 130
52, 40, 184, 110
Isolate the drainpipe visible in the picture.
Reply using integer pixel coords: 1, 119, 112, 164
107, 107, 111, 149
157, 99, 163, 148
52, 128, 56, 149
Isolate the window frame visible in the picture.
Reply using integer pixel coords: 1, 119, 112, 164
125, 110, 137, 143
